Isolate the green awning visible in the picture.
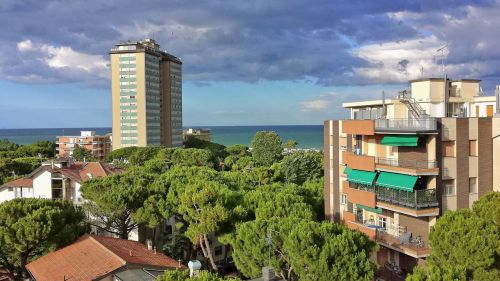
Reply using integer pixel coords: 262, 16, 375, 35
347, 169, 377, 185
343, 166, 352, 175
381, 135, 419, 146
376, 172, 418, 192
356, 204, 383, 214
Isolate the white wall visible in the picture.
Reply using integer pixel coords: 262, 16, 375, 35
33, 171, 52, 199
0, 187, 16, 203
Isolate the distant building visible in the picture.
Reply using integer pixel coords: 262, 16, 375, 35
26, 234, 185, 281
110, 39, 183, 149
56, 131, 112, 160
183, 128, 212, 142
324, 78, 500, 279
0, 158, 122, 204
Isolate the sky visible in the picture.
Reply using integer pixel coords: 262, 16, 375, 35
1, 0, 500, 128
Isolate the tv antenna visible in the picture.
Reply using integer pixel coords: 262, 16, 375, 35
436, 44, 448, 78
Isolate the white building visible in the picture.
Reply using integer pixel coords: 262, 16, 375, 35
0, 158, 122, 204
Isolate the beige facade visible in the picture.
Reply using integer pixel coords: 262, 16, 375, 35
110, 39, 182, 150
325, 78, 500, 279
56, 131, 111, 160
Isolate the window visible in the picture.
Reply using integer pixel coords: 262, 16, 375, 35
214, 246, 223, 256
51, 179, 63, 199
378, 217, 387, 230
7, 187, 13, 192
469, 178, 477, 194
469, 140, 478, 156
341, 194, 347, 205
444, 184, 455, 196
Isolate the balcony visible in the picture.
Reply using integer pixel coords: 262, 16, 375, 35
342, 151, 375, 171
375, 157, 439, 176
342, 120, 375, 135
343, 211, 377, 240
344, 183, 377, 208
375, 118, 437, 134
349, 184, 439, 217
376, 229, 431, 258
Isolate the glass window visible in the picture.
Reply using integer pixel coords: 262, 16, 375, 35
469, 178, 477, 194
444, 184, 455, 196
378, 217, 387, 230
341, 194, 347, 205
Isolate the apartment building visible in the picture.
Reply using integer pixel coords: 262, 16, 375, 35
110, 39, 183, 149
56, 131, 111, 160
324, 78, 500, 279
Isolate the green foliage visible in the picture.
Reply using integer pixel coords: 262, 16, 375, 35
281, 151, 323, 185
406, 264, 467, 281
0, 139, 19, 151
225, 144, 249, 156
251, 131, 283, 166
157, 270, 241, 281
72, 146, 95, 162
472, 191, 500, 228
81, 167, 156, 238
15, 141, 55, 158
172, 148, 216, 167
128, 146, 165, 165
409, 194, 500, 281
105, 146, 138, 163
162, 222, 191, 261
184, 136, 228, 162
285, 220, 376, 281
0, 157, 44, 185
0, 198, 86, 278
283, 140, 298, 150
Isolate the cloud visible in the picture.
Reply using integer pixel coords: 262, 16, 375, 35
0, 40, 108, 85
300, 99, 331, 112
0, 0, 498, 87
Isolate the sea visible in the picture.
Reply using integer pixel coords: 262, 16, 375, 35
0, 125, 324, 150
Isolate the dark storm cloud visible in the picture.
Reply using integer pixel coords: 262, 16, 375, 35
0, 0, 497, 87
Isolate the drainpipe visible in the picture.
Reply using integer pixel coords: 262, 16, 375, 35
495, 85, 500, 117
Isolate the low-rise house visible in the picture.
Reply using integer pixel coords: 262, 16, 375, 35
26, 234, 185, 281
0, 158, 122, 204
183, 128, 212, 142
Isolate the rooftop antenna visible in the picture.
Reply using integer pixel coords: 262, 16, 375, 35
436, 44, 448, 117
420, 66, 424, 78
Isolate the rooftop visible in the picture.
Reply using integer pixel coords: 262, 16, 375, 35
26, 235, 185, 281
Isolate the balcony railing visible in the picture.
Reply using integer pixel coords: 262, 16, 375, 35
349, 183, 439, 210
375, 157, 437, 169
375, 118, 437, 132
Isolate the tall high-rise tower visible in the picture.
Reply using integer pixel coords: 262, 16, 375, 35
110, 39, 182, 149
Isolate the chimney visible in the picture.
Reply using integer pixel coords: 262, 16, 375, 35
188, 260, 202, 277
129, 250, 133, 256
262, 266, 275, 281
146, 239, 152, 250
51, 160, 54, 169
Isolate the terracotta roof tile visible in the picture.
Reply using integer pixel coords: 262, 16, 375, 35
1, 178, 33, 188
26, 235, 184, 281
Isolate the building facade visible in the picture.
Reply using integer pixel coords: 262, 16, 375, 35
324, 78, 500, 278
110, 39, 183, 149
0, 158, 122, 204
56, 131, 112, 160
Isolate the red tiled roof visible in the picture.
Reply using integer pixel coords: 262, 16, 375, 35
29, 162, 124, 183
26, 235, 184, 281
1, 178, 33, 188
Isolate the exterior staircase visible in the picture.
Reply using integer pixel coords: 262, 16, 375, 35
397, 90, 429, 119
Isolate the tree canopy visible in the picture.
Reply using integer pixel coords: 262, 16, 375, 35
72, 146, 95, 162
251, 131, 283, 166
81, 167, 156, 238
157, 270, 241, 281
281, 151, 323, 185
0, 198, 86, 279
408, 192, 500, 281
